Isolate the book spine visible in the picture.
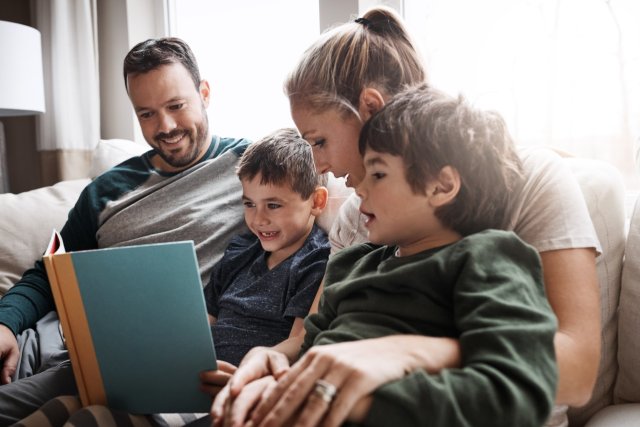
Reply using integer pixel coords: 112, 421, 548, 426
44, 254, 107, 406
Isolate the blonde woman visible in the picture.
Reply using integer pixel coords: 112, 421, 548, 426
211, 6, 600, 427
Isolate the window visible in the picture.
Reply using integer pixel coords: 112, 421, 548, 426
404, 0, 640, 189
171, 0, 640, 190
169, 0, 320, 142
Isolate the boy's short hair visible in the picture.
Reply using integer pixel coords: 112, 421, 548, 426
359, 84, 524, 236
238, 128, 322, 199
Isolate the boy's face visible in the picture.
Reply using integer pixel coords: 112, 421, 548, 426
127, 62, 211, 173
356, 149, 454, 257
241, 174, 317, 267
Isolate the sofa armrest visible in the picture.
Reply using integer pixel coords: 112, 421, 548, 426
585, 403, 640, 426
614, 194, 640, 403
565, 158, 626, 425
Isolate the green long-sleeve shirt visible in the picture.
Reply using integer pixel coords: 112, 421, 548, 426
302, 229, 557, 427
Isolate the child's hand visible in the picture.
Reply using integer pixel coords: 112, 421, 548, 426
213, 375, 277, 427
199, 360, 237, 396
211, 347, 291, 427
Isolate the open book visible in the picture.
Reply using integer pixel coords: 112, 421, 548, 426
43, 230, 217, 413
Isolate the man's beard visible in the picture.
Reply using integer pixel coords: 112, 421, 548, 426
154, 113, 209, 169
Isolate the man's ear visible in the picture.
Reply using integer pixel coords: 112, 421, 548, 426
199, 79, 211, 108
310, 186, 329, 216
427, 166, 460, 207
357, 87, 385, 121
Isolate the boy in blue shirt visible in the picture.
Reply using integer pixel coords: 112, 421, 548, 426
204, 128, 330, 366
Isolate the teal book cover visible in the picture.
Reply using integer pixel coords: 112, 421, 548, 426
44, 236, 217, 413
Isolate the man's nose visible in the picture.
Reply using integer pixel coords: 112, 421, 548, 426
156, 111, 177, 134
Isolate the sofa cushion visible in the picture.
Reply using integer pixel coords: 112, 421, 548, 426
0, 139, 145, 296
565, 158, 626, 426
614, 194, 640, 404
584, 403, 640, 427
89, 138, 148, 179
0, 179, 91, 296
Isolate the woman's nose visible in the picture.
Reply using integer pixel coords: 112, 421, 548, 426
312, 152, 329, 174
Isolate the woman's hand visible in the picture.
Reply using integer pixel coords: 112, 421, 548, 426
250, 335, 461, 427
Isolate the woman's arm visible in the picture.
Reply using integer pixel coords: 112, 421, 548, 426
249, 335, 461, 427
541, 247, 600, 406
511, 148, 602, 405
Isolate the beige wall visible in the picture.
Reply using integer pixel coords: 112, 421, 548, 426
98, 0, 166, 144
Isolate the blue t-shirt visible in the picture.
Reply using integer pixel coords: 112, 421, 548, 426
204, 224, 330, 365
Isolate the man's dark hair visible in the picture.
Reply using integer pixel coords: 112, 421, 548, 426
238, 128, 322, 200
123, 37, 201, 91
359, 84, 524, 236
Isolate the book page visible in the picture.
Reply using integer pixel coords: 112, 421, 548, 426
44, 229, 65, 255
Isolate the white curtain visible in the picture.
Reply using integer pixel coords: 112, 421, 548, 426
0, 123, 8, 193
33, 0, 100, 181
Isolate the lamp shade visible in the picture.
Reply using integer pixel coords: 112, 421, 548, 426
0, 21, 45, 117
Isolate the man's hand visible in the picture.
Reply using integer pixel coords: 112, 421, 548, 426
0, 324, 19, 384
200, 360, 238, 396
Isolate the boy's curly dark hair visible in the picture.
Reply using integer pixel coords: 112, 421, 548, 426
360, 84, 524, 236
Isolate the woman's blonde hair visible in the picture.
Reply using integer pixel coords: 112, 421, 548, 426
284, 6, 427, 119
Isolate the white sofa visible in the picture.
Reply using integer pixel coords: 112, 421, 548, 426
0, 139, 147, 295
584, 192, 640, 426
0, 139, 637, 426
